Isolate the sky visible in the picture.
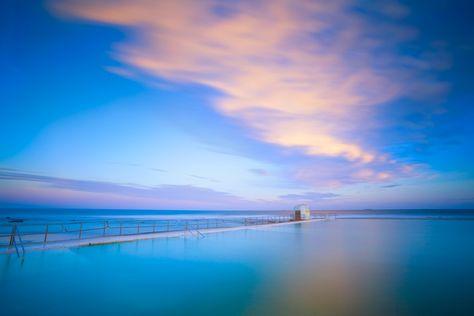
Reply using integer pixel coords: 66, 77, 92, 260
1, 0, 473, 210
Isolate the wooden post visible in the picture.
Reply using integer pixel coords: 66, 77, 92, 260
78, 223, 83, 239
43, 224, 49, 246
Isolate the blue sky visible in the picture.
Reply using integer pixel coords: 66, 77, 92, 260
1, 0, 473, 210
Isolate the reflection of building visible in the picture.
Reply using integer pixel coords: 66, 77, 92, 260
294, 204, 311, 221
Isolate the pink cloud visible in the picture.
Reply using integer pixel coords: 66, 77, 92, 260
51, 0, 448, 185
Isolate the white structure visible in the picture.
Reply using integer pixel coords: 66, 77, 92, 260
294, 204, 311, 220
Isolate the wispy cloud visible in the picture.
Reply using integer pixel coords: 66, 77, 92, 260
248, 168, 269, 176
108, 162, 168, 173
0, 168, 247, 208
0, 168, 346, 209
189, 174, 220, 183
279, 192, 339, 201
150, 168, 167, 173
52, 0, 448, 185
381, 184, 401, 188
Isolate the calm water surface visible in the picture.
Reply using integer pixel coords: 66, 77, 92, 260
1, 219, 474, 315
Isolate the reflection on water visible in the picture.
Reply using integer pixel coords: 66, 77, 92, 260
1, 219, 474, 315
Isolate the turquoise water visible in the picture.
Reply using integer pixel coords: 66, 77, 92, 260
1, 219, 474, 315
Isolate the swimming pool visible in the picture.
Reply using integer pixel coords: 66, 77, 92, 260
1, 219, 474, 315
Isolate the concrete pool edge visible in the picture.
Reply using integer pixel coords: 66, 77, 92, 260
1, 218, 325, 254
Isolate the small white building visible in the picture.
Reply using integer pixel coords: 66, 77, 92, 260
294, 204, 311, 221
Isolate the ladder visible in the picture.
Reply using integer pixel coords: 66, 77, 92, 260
8, 224, 26, 257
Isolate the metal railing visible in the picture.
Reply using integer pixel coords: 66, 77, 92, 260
0, 215, 296, 251
7, 224, 26, 257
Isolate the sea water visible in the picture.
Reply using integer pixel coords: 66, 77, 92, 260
1, 211, 474, 315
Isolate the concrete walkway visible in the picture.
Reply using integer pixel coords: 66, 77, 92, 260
1, 219, 324, 254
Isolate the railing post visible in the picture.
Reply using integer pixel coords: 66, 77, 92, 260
78, 223, 83, 239
8, 224, 16, 248
153, 222, 156, 233
103, 222, 106, 236
137, 223, 140, 234
185, 220, 188, 231
43, 224, 49, 246
15, 227, 25, 256
119, 222, 123, 235
167, 220, 170, 232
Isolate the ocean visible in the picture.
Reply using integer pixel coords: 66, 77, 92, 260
2, 208, 474, 222
1, 209, 474, 315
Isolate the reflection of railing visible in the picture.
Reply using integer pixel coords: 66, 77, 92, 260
0, 216, 298, 251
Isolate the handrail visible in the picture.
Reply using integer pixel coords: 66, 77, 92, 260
0, 215, 303, 250
7, 224, 26, 257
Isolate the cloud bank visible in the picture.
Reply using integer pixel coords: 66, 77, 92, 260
52, 0, 448, 185
0, 168, 344, 209
0, 168, 248, 209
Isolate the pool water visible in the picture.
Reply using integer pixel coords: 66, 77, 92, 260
1, 219, 474, 315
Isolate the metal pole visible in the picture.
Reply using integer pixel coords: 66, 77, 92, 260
8, 224, 16, 248
78, 223, 83, 239
17, 229, 25, 255
43, 224, 49, 246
